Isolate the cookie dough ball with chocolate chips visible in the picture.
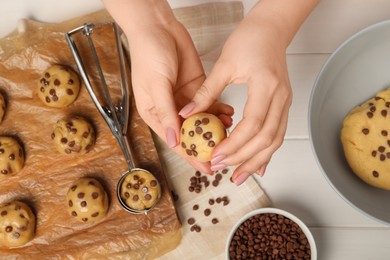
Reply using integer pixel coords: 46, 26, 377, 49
0, 201, 35, 248
120, 170, 160, 211
37, 64, 80, 107
180, 113, 226, 162
0, 93, 6, 124
341, 87, 390, 190
52, 116, 95, 155
66, 178, 109, 223
0, 136, 25, 178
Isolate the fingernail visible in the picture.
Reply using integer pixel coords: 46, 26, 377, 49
210, 163, 226, 172
166, 127, 177, 148
257, 164, 268, 177
211, 154, 226, 165
234, 172, 251, 186
179, 102, 195, 117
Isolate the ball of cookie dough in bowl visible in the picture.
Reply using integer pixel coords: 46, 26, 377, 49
37, 64, 80, 107
119, 169, 161, 212
0, 136, 25, 177
52, 116, 95, 155
66, 178, 109, 223
180, 113, 226, 162
0, 201, 36, 248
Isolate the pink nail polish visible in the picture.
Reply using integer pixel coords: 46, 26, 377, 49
211, 154, 226, 165
179, 102, 195, 117
234, 172, 251, 186
166, 127, 177, 148
210, 163, 226, 172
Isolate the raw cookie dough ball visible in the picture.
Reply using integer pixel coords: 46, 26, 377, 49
37, 64, 80, 107
341, 87, 390, 190
180, 113, 226, 162
66, 178, 109, 223
120, 170, 160, 211
52, 116, 95, 155
0, 136, 25, 177
0, 201, 35, 248
0, 93, 6, 124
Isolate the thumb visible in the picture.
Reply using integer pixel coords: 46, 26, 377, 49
179, 62, 230, 118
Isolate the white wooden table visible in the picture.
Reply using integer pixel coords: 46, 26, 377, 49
1, 1, 390, 259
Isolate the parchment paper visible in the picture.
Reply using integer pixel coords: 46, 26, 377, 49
0, 10, 181, 260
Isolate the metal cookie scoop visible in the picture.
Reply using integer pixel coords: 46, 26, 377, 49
66, 22, 161, 214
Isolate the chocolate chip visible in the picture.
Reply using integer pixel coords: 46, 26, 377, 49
80, 201, 87, 207
204, 208, 211, 216
82, 218, 88, 222
362, 128, 369, 135
380, 154, 386, 161
150, 180, 157, 187
124, 192, 130, 198
193, 150, 198, 157
203, 132, 212, 140
379, 146, 386, 153
186, 149, 193, 156
382, 110, 388, 117
45, 72, 50, 78
212, 180, 219, 187
367, 112, 373, 118
9, 154, 15, 160
212, 218, 219, 224
19, 214, 25, 219
188, 186, 194, 192
133, 184, 140, 190
189, 131, 195, 137
51, 133, 55, 139
386, 152, 390, 159
190, 144, 196, 150
14, 205, 21, 210
77, 192, 85, 199
133, 195, 139, 201
70, 128, 77, 134
372, 151, 377, 157
0, 149, 4, 154
373, 170, 379, 177
91, 212, 99, 218
181, 142, 186, 148
45, 96, 51, 103
188, 218, 195, 225
144, 194, 152, 200
82, 132, 89, 138
215, 173, 222, 181
370, 106, 376, 112
54, 79, 61, 86
193, 204, 199, 210
194, 120, 201, 126
181, 128, 185, 135
195, 127, 203, 134
92, 192, 99, 199
209, 199, 215, 205
386, 102, 390, 108
202, 118, 210, 125
126, 183, 132, 189
61, 137, 68, 144
49, 89, 56, 96
208, 141, 215, 147
2, 210, 8, 216
40, 87, 45, 93
52, 95, 59, 102
5, 226, 12, 232
216, 197, 222, 204
68, 141, 75, 147
1, 170, 8, 175
382, 130, 388, 136
72, 211, 77, 216
68, 79, 74, 85
71, 185, 77, 191
68, 200, 73, 207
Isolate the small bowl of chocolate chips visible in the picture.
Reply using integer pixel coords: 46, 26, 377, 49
226, 207, 317, 259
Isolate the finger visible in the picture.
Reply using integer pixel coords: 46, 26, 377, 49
218, 88, 291, 166
146, 79, 182, 148
231, 102, 290, 186
208, 101, 235, 117
210, 77, 277, 161
179, 61, 231, 118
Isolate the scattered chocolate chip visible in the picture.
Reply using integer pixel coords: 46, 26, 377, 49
190, 144, 196, 150
188, 218, 196, 225
49, 88, 56, 96
80, 201, 87, 207
68, 200, 73, 207
61, 137, 68, 144
212, 180, 219, 187
51, 133, 55, 139
382, 130, 388, 136
380, 154, 386, 161
72, 211, 77, 216
45, 96, 51, 103
68, 141, 75, 147
373, 171, 379, 177
52, 95, 59, 102
124, 192, 130, 198
71, 185, 77, 191
77, 192, 85, 199
379, 146, 386, 153
372, 150, 377, 157
181, 128, 185, 135
212, 218, 219, 224
204, 208, 211, 216
208, 141, 216, 147
195, 127, 203, 134
362, 128, 369, 135
8, 154, 15, 160
0, 149, 4, 154
382, 110, 388, 117
45, 72, 50, 78
202, 118, 210, 125
215, 173, 222, 181
193, 204, 199, 211
91, 212, 99, 217
209, 199, 215, 205
194, 120, 201, 126
370, 106, 376, 112
145, 194, 152, 200
203, 132, 212, 140
67, 89, 74, 95
181, 142, 186, 148
82, 218, 88, 222
189, 131, 195, 137
367, 112, 373, 118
